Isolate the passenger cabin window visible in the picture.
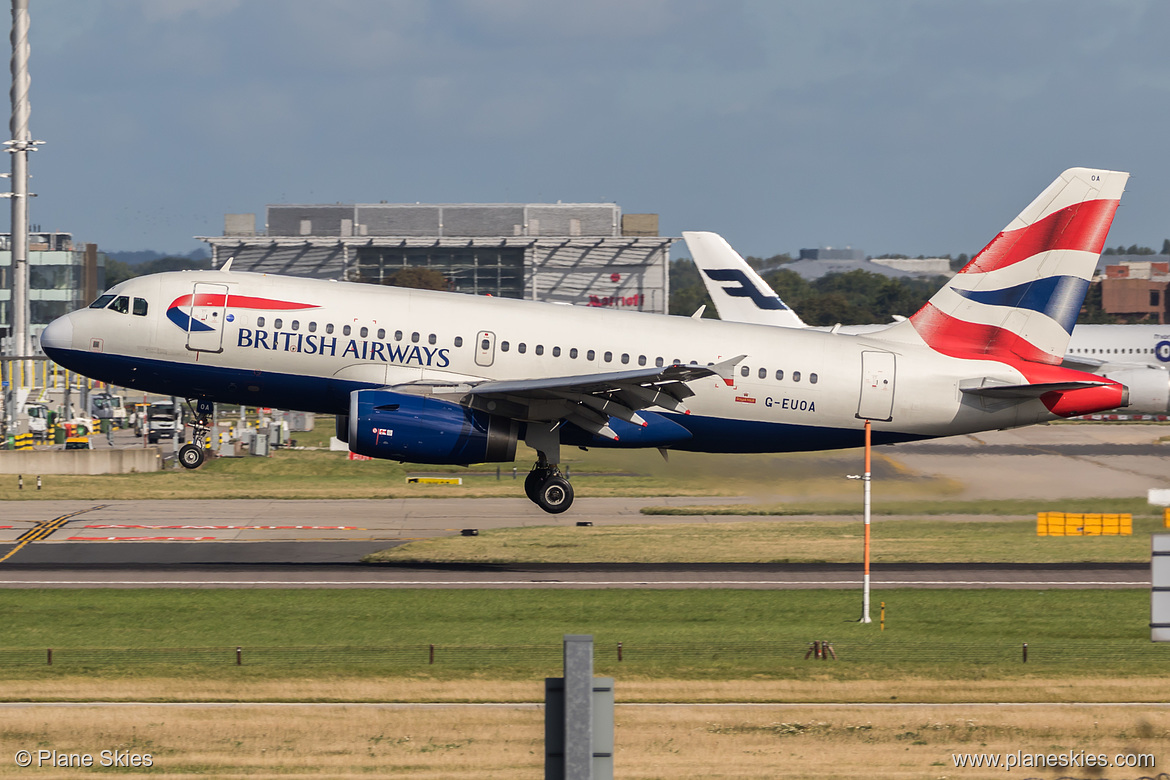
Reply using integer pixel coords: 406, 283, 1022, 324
428, 334, 437, 345
89, 294, 115, 309
621, 353, 630, 364
655, 357, 664, 367
758, 367, 766, 379
360, 326, 368, 338
342, 325, 351, 336
587, 350, 595, 360
394, 330, 402, 341
604, 351, 613, 363
309, 322, 317, 333
535, 345, 544, 356
108, 296, 130, 314
258, 316, 266, 328
411, 332, 420, 343
454, 336, 463, 347
740, 366, 750, 378
481, 338, 491, 351
377, 328, 385, 340
638, 355, 646, 366
775, 370, 784, 380
810, 373, 818, 384
570, 348, 578, 359
518, 343, 527, 354
275, 319, 283, 329
325, 323, 334, 334
132, 298, 148, 317
793, 371, 802, 382
552, 346, 561, 357
291, 320, 300, 331
501, 341, 510, 352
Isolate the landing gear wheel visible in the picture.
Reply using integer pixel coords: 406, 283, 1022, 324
178, 443, 205, 470
525, 467, 552, 502
534, 475, 574, 514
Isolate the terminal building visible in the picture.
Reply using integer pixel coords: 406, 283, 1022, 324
0, 232, 104, 355
199, 203, 674, 313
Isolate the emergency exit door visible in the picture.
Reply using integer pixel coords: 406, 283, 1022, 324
475, 330, 496, 367
857, 351, 896, 421
185, 282, 229, 353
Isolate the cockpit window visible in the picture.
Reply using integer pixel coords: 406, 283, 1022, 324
108, 296, 130, 314
132, 298, 148, 316
89, 294, 116, 309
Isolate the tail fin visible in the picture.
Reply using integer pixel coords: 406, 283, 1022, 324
682, 231, 807, 327
880, 168, 1128, 364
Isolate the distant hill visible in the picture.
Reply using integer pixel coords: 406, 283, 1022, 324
105, 248, 209, 265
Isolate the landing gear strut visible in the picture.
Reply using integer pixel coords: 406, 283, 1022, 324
179, 398, 214, 470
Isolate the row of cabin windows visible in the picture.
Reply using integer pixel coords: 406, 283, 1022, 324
90, 294, 148, 317
1068, 347, 1155, 355
740, 365, 818, 384
493, 340, 818, 382
254, 317, 463, 347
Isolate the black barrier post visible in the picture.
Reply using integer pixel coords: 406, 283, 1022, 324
236, 646, 242, 666
46, 648, 52, 665
429, 644, 435, 664
1022, 643, 1028, 663
617, 642, 622, 662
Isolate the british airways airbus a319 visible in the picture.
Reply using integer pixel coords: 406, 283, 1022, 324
41, 168, 1131, 514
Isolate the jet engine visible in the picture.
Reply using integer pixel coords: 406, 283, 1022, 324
1097, 364, 1170, 416
348, 390, 517, 464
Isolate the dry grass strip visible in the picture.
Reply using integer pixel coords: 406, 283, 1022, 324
0, 703, 1165, 779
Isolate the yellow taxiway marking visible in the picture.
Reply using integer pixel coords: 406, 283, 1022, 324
0, 506, 109, 563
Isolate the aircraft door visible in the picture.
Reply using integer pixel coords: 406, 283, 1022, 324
475, 330, 496, 367
185, 283, 229, 353
857, 350, 895, 421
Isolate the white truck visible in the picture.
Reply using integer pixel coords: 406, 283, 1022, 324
144, 400, 185, 445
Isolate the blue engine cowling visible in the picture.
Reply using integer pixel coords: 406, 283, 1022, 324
348, 390, 518, 465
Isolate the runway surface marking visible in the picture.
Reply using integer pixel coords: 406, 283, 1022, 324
0, 506, 109, 563
0, 579, 1149, 587
83, 525, 367, 530
66, 537, 219, 542
0, 701, 1165, 709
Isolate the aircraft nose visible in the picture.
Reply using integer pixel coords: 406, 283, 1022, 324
40, 314, 74, 355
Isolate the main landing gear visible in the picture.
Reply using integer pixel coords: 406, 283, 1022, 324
524, 459, 574, 514
179, 399, 214, 470
522, 423, 574, 514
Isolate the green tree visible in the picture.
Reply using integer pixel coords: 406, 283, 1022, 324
387, 266, 447, 290
667, 258, 716, 317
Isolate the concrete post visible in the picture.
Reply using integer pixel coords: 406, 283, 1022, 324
562, 634, 593, 780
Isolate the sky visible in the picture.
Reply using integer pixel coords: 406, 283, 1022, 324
18, 0, 1170, 259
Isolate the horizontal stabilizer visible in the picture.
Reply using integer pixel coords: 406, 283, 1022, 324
959, 378, 1108, 399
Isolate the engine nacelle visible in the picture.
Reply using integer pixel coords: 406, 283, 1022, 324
348, 390, 518, 465
1098, 364, 1170, 415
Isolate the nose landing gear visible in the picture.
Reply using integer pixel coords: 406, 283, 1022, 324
179, 399, 214, 470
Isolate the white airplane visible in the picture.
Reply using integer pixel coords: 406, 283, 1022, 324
41, 167, 1131, 514
685, 223, 1170, 415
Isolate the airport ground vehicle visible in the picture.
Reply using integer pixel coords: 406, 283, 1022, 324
63, 436, 92, 450
143, 400, 185, 445
89, 391, 127, 427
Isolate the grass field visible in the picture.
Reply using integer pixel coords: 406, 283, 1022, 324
364, 515, 1162, 564
0, 703, 1163, 779
0, 442, 960, 502
2, 589, 1166, 692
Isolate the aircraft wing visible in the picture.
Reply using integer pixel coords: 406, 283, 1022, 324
1059, 354, 1106, 372
456, 355, 746, 440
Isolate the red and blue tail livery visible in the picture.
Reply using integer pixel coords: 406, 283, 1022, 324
900, 168, 1127, 365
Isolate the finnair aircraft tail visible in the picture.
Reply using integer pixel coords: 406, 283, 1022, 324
681, 231, 806, 327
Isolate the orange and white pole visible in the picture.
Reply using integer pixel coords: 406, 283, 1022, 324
861, 419, 873, 623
